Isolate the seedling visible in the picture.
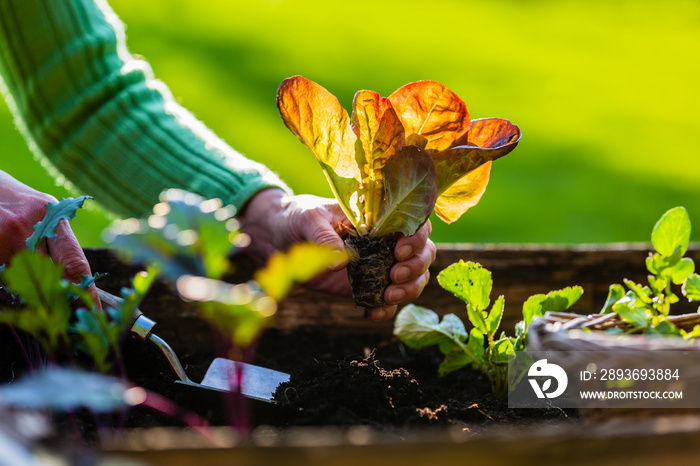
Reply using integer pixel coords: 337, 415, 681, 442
394, 260, 582, 398
277, 76, 521, 308
602, 206, 700, 336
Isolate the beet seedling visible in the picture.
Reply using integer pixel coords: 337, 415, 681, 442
277, 76, 521, 309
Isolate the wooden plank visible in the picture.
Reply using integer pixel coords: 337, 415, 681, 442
85, 245, 700, 352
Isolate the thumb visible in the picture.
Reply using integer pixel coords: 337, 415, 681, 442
46, 220, 102, 310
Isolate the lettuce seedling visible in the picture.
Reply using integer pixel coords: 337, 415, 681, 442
602, 206, 700, 336
277, 76, 521, 308
394, 260, 582, 398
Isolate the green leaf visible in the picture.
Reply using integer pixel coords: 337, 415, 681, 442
105, 190, 239, 281
25, 196, 91, 252
488, 337, 514, 365
437, 260, 492, 312
393, 305, 467, 350
613, 295, 649, 328
683, 273, 700, 301
485, 295, 505, 340
0, 367, 127, 413
651, 206, 691, 257
624, 279, 653, 304
601, 283, 626, 314
0, 251, 72, 349
371, 146, 438, 238
647, 250, 682, 275
71, 307, 120, 373
177, 278, 275, 347
669, 258, 695, 285
465, 327, 485, 366
467, 304, 488, 335
438, 347, 471, 376
254, 242, 343, 302
522, 286, 583, 326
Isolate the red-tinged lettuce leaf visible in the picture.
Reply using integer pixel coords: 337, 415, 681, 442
277, 76, 363, 229
371, 146, 437, 238
432, 118, 521, 223
351, 90, 405, 228
389, 81, 469, 152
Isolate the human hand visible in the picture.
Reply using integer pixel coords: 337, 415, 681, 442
0, 170, 100, 308
239, 189, 436, 322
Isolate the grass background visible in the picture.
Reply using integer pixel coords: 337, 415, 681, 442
1, 0, 698, 246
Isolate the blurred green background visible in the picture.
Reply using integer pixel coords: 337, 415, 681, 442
1, 0, 699, 246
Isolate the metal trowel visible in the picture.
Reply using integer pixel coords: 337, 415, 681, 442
98, 289, 289, 404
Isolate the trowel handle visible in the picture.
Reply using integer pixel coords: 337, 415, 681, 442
97, 288, 191, 383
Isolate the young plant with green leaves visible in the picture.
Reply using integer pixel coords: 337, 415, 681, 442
0, 197, 140, 372
277, 76, 521, 308
105, 188, 340, 347
602, 206, 700, 336
393, 260, 582, 398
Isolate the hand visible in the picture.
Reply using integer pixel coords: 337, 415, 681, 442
239, 189, 436, 322
0, 170, 100, 308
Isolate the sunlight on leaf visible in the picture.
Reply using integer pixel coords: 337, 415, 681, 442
254, 242, 343, 302
25, 197, 92, 252
652, 206, 691, 257
437, 260, 492, 312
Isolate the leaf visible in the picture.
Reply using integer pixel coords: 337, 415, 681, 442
438, 347, 471, 376
432, 118, 521, 223
254, 242, 343, 302
389, 80, 470, 152
277, 76, 363, 229
371, 146, 438, 238
0, 367, 127, 413
71, 307, 120, 373
433, 162, 492, 224
177, 278, 275, 347
522, 286, 583, 325
683, 273, 700, 301
0, 251, 72, 349
437, 260, 492, 312
467, 305, 488, 335
601, 283, 626, 314
624, 279, 653, 304
433, 118, 521, 195
351, 90, 405, 228
613, 295, 649, 328
651, 206, 691, 257
25, 196, 91, 252
485, 295, 505, 340
488, 337, 514, 365
669, 257, 695, 285
393, 305, 467, 350
465, 327, 485, 367
105, 190, 239, 281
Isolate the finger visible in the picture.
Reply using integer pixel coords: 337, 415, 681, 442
391, 239, 436, 284
47, 219, 101, 310
368, 304, 398, 323
395, 220, 432, 261
384, 270, 431, 305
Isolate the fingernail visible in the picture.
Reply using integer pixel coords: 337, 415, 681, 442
394, 266, 410, 283
387, 288, 405, 304
396, 245, 412, 261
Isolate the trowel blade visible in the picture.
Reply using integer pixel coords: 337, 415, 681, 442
199, 358, 290, 403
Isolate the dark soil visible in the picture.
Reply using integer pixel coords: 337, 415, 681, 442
345, 235, 397, 310
254, 327, 576, 432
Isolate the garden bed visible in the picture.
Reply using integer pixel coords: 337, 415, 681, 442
84, 244, 700, 463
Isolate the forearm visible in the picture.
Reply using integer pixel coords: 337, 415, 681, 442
0, 0, 290, 218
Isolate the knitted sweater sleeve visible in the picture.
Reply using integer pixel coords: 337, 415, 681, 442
0, 0, 291, 218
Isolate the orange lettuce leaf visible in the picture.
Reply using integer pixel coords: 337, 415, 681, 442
277, 76, 363, 228
389, 81, 470, 152
433, 162, 491, 224
351, 90, 405, 228
372, 146, 438, 238
432, 118, 521, 223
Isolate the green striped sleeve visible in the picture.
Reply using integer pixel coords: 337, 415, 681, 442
0, 0, 291, 218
